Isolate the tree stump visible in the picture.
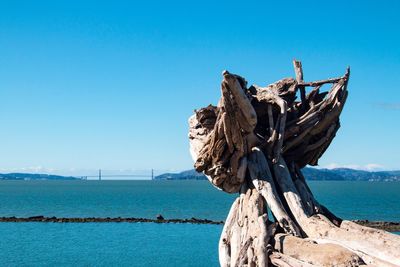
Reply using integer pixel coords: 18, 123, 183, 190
188, 60, 400, 266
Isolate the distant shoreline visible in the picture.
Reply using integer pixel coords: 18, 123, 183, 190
0, 216, 223, 225
154, 168, 400, 182
1, 167, 400, 181
0, 216, 399, 232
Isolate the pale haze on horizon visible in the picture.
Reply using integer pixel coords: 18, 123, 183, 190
0, 0, 399, 174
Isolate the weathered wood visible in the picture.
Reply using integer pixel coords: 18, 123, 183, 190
270, 252, 316, 267
219, 198, 239, 266
274, 234, 365, 267
272, 157, 310, 225
248, 147, 301, 236
253, 85, 288, 163
223, 71, 257, 132
188, 61, 400, 267
219, 188, 269, 267
293, 60, 306, 113
309, 219, 400, 265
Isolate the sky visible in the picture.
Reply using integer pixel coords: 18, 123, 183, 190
0, 0, 399, 175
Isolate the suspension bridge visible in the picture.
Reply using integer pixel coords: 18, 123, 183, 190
79, 169, 155, 180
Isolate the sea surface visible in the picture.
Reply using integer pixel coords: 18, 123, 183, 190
0, 180, 399, 266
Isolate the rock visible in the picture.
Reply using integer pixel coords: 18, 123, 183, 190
156, 214, 164, 220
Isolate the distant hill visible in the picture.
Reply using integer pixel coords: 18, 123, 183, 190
155, 169, 206, 180
0, 173, 81, 180
303, 168, 400, 181
155, 168, 400, 182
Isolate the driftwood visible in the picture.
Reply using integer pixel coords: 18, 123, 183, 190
188, 60, 400, 266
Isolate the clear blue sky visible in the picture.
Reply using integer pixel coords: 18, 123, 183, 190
0, 0, 399, 174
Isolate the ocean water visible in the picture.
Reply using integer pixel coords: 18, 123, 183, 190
0, 180, 235, 220
0, 222, 221, 267
0, 180, 399, 266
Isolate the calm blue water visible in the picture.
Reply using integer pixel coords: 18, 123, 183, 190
0, 222, 220, 267
0, 180, 235, 220
0, 180, 399, 266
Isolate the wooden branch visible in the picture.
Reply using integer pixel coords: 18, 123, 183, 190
219, 198, 239, 267
293, 60, 304, 83
267, 104, 274, 136
298, 75, 348, 87
272, 157, 310, 224
248, 147, 301, 236
293, 59, 306, 114
273, 234, 365, 266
